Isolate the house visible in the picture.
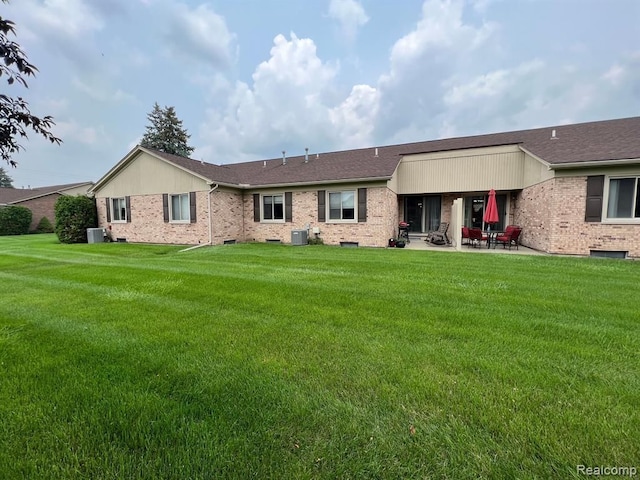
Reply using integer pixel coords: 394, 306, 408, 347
0, 182, 94, 231
89, 116, 640, 258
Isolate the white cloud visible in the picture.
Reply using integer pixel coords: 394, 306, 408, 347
328, 0, 369, 42
602, 64, 625, 87
373, 0, 496, 143
72, 77, 136, 103
29, 0, 104, 39
167, 3, 236, 69
329, 85, 380, 148
10, 0, 105, 67
198, 33, 379, 162
443, 60, 544, 106
389, 0, 493, 69
53, 119, 108, 147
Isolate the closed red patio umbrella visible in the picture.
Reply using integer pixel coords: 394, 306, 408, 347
483, 189, 499, 247
483, 189, 499, 226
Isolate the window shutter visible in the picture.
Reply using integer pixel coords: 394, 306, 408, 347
189, 192, 197, 223
105, 198, 111, 222
585, 175, 604, 222
357, 188, 367, 222
125, 196, 131, 223
253, 194, 260, 222
285, 192, 293, 222
317, 190, 326, 222
162, 194, 169, 223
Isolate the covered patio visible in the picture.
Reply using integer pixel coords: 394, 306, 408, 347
399, 234, 545, 255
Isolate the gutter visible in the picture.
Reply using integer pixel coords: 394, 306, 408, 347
548, 157, 640, 170
239, 176, 393, 190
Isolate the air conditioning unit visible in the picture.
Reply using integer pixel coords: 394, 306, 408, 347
87, 228, 105, 244
291, 229, 308, 246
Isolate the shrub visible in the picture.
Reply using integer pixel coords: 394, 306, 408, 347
0, 205, 32, 235
54, 195, 97, 244
34, 216, 54, 234
308, 236, 324, 245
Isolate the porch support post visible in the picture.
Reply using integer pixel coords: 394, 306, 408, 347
451, 197, 463, 251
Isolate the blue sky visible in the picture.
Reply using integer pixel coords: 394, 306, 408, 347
4, 0, 639, 188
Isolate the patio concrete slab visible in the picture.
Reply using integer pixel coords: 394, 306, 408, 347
397, 235, 546, 255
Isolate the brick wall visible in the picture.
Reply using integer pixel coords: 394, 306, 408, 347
243, 187, 398, 247
514, 179, 554, 252
211, 189, 244, 244
97, 192, 209, 245
548, 176, 640, 258
515, 176, 640, 258
16, 194, 59, 231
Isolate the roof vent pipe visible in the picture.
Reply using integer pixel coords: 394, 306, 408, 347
305, 147, 309, 163
551, 129, 558, 140
263, 160, 266, 167
282, 150, 286, 165
375, 147, 378, 157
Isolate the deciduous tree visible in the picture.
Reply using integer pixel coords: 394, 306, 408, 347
1, 0, 62, 167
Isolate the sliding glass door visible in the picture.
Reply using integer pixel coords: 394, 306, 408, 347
463, 194, 507, 230
404, 196, 441, 233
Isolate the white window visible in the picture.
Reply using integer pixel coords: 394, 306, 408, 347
263, 194, 284, 221
112, 197, 127, 222
606, 177, 640, 221
170, 193, 190, 222
328, 191, 355, 221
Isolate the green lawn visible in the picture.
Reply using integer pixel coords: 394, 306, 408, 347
0, 234, 638, 479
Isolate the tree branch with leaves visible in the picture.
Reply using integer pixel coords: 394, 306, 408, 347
1, 1, 61, 167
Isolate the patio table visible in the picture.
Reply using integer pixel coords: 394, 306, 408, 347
484, 231, 501, 249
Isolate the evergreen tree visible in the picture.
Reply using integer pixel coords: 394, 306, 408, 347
0, 166, 13, 187
140, 102, 194, 157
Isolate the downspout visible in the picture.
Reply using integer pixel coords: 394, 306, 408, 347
208, 183, 219, 245
179, 183, 219, 253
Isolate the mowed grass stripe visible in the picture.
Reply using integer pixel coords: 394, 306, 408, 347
0, 235, 638, 479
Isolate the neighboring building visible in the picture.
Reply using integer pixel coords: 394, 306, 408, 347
0, 182, 94, 231
90, 116, 640, 258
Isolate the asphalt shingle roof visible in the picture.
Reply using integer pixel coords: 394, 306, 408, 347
147, 116, 640, 188
0, 182, 91, 204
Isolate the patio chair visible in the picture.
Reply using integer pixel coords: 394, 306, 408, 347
426, 222, 449, 245
461, 226, 470, 245
495, 225, 521, 250
467, 227, 484, 248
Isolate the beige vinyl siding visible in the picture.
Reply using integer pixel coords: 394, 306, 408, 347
396, 145, 525, 194
387, 164, 400, 194
94, 152, 210, 197
522, 152, 554, 186
60, 184, 93, 196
